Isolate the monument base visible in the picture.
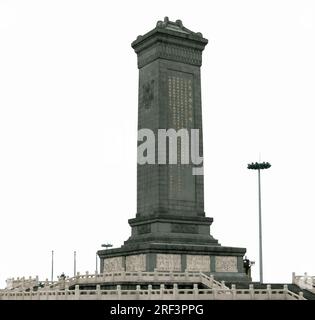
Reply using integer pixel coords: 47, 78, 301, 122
98, 242, 250, 283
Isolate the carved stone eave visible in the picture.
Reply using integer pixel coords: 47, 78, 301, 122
135, 41, 203, 68
132, 29, 208, 54
131, 26, 208, 68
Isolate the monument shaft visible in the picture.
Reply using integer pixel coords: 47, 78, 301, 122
136, 34, 204, 217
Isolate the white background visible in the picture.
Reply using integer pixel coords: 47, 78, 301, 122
0, 0, 314, 288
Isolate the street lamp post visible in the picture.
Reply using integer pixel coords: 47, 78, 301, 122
247, 161, 271, 284
74, 251, 77, 276
51, 250, 54, 282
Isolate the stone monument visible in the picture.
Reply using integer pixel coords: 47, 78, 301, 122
98, 17, 248, 282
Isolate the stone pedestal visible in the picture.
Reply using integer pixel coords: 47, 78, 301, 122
98, 242, 248, 282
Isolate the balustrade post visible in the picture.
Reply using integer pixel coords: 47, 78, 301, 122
249, 284, 254, 300
266, 284, 271, 299
160, 284, 164, 299
173, 283, 178, 299
283, 284, 288, 300
292, 272, 296, 284
75, 285, 80, 300
148, 284, 152, 300
299, 292, 304, 300
117, 285, 121, 300
85, 271, 89, 283
231, 284, 236, 300
136, 285, 141, 300
95, 284, 101, 300
55, 288, 59, 301
193, 284, 198, 300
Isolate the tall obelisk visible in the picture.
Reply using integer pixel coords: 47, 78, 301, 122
98, 18, 248, 282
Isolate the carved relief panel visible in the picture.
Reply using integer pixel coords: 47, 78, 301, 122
186, 255, 210, 272
215, 256, 237, 272
126, 254, 146, 272
156, 254, 181, 271
103, 257, 124, 273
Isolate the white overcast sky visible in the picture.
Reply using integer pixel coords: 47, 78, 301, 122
0, 0, 314, 287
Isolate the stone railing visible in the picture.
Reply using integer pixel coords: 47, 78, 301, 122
292, 272, 315, 292
6, 276, 58, 291
0, 283, 305, 300
6, 276, 40, 290
11, 270, 228, 290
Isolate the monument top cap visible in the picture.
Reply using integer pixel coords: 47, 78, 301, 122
156, 16, 203, 37
132, 17, 208, 52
